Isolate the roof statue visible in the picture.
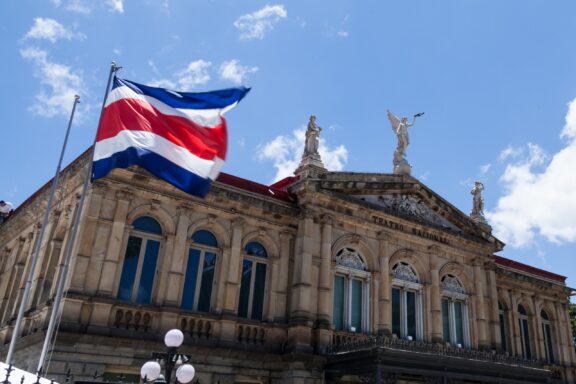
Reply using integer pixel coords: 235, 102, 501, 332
296, 115, 326, 178
303, 115, 322, 159
387, 110, 424, 175
470, 180, 490, 228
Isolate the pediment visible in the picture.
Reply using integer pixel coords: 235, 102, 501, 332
308, 172, 501, 247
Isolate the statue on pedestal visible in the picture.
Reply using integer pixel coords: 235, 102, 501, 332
471, 181, 485, 217
303, 115, 321, 159
387, 110, 424, 175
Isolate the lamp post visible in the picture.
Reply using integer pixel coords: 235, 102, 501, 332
140, 329, 195, 384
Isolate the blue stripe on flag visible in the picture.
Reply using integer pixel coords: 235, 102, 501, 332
92, 147, 212, 197
113, 77, 251, 110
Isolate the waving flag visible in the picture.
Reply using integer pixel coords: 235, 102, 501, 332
92, 77, 250, 197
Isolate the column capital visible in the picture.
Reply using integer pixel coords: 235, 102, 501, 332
320, 213, 334, 226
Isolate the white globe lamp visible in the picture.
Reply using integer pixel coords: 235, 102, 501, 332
175, 364, 195, 383
140, 361, 161, 381
164, 329, 184, 348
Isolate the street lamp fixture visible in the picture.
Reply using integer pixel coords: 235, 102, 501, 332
140, 329, 195, 384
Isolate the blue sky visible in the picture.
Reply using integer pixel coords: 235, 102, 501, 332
1, 0, 575, 289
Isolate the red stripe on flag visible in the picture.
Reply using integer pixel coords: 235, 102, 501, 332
97, 98, 228, 160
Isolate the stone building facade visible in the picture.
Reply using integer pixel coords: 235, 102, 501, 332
0, 148, 574, 384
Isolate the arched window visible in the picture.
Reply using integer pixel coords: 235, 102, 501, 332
391, 262, 423, 340
441, 274, 469, 347
332, 248, 370, 333
498, 301, 508, 352
541, 310, 554, 363
518, 304, 531, 359
118, 216, 162, 304
238, 242, 268, 320
181, 230, 218, 312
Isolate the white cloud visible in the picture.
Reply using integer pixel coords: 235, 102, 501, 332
258, 127, 348, 182
20, 47, 85, 118
64, 0, 92, 14
24, 18, 85, 43
149, 60, 212, 90
234, 4, 287, 40
337, 31, 349, 38
106, 0, 124, 13
479, 163, 492, 174
498, 145, 522, 161
176, 60, 211, 89
487, 98, 576, 247
219, 60, 258, 85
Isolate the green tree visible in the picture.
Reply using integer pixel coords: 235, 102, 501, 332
570, 303, 576, 338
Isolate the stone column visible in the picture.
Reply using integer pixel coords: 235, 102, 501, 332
509, 290, 521, 355
561, 302, 576, 366
287, 207, 316, 352
473, 257, 488, 349
222, 218, 244, 315
315, 214, 333, 351
555, 302, 571, 364
161, 205, 190, 306
428, 246, 442, 343
377, 231, 391, 335
486, 262, 501, 350
96, 190, 132, 296
275, 231, 292, 321
533, 296, 544, 360
71, 191, 103, 292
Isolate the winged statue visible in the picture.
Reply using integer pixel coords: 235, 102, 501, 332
386, 110, 424, 174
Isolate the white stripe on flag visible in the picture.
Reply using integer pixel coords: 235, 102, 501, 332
94, 130, 216, 179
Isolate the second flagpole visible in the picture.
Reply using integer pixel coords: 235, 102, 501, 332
36, 61, 119, 374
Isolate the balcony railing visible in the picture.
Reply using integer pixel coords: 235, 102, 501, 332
327, 332, 545, 369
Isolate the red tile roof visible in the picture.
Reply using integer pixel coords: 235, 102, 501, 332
494, 255, 566, 283
216, 172, 295, 203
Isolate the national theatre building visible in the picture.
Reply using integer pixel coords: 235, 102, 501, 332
0, 116, 575, 383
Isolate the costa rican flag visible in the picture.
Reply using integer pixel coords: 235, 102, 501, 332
92, 77, 250, 197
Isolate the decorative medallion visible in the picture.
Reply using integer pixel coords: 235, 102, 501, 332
336, 248, 367, 271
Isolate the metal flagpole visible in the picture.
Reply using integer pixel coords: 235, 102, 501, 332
5, 94, 81, 365
36, 61, 119, 375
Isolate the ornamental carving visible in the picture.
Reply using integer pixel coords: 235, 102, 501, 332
441, 275, 466, 294
392, 262, 420, 283
336, 248, 367, 271
357, 194, 458, 231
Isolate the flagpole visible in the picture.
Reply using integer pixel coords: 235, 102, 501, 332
5, 94, 81, 365
36, 61, 119, 374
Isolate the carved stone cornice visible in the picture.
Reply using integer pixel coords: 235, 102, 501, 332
115, 189, 134, 201
377, 230, 391, 241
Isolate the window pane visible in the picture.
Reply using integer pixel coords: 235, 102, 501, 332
181, 249, 201, 310
442, 299, 450, 342
544, 324, 554, 363
192, 230, 217, 247
197, 252, 216, 312
392, 288, 401, 337
244, 242, 268, 258
521, 319, 531, 359
118, 236, 142, 301
351, 279, 362, 332
406, 291, 416, 339
238, 259, 253, 318
333, 276, 345, 331
454, 301, 464, 346
499, 313, 507, 351
132, 217, 162, 234
251, 262, 267, 320
136, 239, 159, 304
